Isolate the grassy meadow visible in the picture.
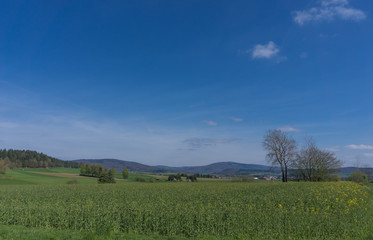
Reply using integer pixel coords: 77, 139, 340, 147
0, 168, 373, 239
0, 168, 161, 185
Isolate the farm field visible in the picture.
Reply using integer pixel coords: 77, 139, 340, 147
1, 170, 373, 240
0, 168, 162, 185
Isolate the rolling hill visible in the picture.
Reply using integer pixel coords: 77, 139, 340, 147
73, 159, 163, 172
72, 159, 280, 175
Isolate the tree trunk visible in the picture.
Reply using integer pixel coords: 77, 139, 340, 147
281, 165, 285, 182
285, 166, 288, 182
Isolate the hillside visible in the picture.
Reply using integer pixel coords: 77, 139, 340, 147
73, 159, 280, 175
337, 167, 373, 175
72, 159, 365, 176
0, 149, 80, 169
159, 162, 281, 175
73, 159, 164, 172
1, 150, 364, 177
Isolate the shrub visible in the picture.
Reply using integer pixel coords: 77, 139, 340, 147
122, 169, 129, 179
168, 174, 182, 181
98, 168, 116, 184
324, 175, 340, 182
148, 177, 156, 183
231, 176, 254, 182
348, 171, 368, 185
135, 176, 146, 182
66, 180, 79, 184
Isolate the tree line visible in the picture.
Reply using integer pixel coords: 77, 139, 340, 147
79, 163, 116, 183
263, 130, 342, 182
168, 173, 198, 182
0, 149, 80, 171
192, 173, 216, 178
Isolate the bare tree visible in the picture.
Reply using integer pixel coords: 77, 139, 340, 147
353, 157, 372, 177
292, 138, 342, 181
0, 157, 11, 174
263, 130, 297, 182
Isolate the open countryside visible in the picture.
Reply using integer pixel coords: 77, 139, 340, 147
1, 0, 373, 239
1, 150, 373, 239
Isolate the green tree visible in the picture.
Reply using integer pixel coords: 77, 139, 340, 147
96, 164, 103, 177
98, 168, 116, 183
0, 149, 80, 168
108, 168, 116, 183
86, 164, 92, 176
91, 164, 97, 177
168, 174, 182, 181
98, 169, 109, 183
176, 173, 182, 181
186, 175, 197, 182
80, 164, 87, 176
122, 168, 129, 179
0, 159, 8, 174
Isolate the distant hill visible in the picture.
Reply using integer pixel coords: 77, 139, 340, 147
73, 159, 164, 172
73, 159, 280, 175
0, 149, 80, 168
337, 167, 373, 175
3, 149, 367, 177
73, 159, 373, 177
158, 162, 281, 175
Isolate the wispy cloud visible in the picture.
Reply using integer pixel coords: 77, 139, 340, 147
0, 121, 19, 129
183, 138, 239, 150
325, 146, 340, 152
231, 117, 243, 122
300, 52, 308, 59
277, 126, 300, 132
293, 0, 366, 25
251, 41, 280, 59
0, 112, 256, 166
364, 153, 373, 157
203, 120, 218, 126
345, 144, 373, 150
0, 82, 264, 167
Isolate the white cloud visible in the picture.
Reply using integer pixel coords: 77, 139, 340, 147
251, 41, 280, 59
277, 126, 300, 132
231, 117, 243, 122
322, 0, 348, 7
345, 144, 373, 150
203, 120, 218, 126
293, 0, 366, 25
364, 153, 373, 157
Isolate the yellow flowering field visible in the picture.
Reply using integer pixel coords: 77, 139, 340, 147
0, 182, 372, 239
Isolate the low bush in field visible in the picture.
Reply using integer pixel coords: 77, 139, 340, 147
348, 171, 369, 185
0, 182, 372, 239
231, 176, 254, 182
135, 176, 146, 182
66, 180, 79, 184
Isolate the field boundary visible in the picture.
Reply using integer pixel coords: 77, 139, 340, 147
28, 171, 125, 180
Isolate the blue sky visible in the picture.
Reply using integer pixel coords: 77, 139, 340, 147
0, 0, 372, 166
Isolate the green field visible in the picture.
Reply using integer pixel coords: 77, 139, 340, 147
1, 168, 373, 239
0, 168, 97, 185
0, 168, 162, 185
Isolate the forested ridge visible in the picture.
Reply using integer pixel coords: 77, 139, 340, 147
0, 149, 80, 168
